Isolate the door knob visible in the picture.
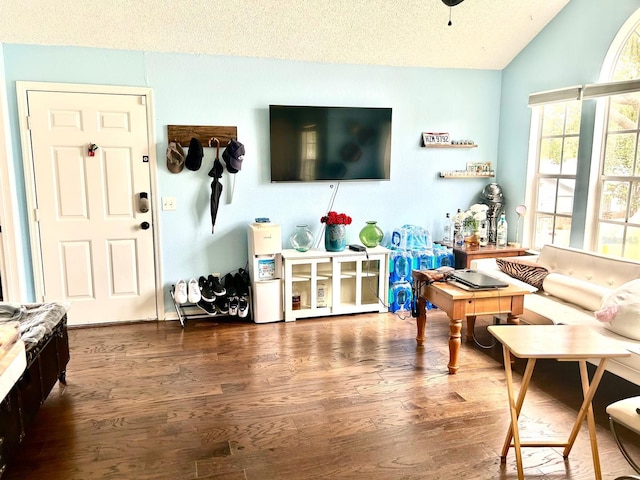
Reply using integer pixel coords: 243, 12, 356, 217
140, 221, 150, 230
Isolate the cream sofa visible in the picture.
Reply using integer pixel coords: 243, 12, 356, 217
471, 245, 640, 386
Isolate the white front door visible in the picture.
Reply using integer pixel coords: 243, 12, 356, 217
23, 88, 157, 325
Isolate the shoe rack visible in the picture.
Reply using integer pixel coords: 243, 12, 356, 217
169, 280, 250, 328
169, 284, 213, 327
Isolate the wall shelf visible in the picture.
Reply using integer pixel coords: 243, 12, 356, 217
439, 173, 494, 178
423, 144, 477, 149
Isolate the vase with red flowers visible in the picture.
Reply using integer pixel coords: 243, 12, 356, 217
321, 211, 352, 252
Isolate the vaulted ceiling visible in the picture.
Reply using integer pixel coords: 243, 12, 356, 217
0, 0, 571, 70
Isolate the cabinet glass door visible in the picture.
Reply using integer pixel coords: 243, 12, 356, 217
333, 255, 384, 313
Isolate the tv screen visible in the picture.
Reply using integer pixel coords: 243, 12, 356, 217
269, 105, 392, 182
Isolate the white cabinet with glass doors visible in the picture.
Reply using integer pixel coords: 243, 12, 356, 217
282, 247, 389, 321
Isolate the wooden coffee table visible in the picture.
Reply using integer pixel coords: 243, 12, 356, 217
488, 325, 630, 480
412, 270, 529, 374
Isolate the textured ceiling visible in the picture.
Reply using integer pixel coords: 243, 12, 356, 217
0, 0, 571, 70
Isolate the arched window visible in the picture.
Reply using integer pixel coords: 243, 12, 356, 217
586, 11, 640, 260
525, 9, 640, 260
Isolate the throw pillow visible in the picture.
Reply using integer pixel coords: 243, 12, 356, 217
496, 257, 549, 290
596, 278, 640, 341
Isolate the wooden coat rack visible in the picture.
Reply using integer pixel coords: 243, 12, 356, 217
167, 125, 238, 147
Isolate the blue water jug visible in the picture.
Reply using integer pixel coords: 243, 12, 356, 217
389, 281, 412, 313
390, 251, 412, 283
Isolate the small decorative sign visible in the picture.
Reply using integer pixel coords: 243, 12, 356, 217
422, 132, 450, 146
466, 161, 492, 173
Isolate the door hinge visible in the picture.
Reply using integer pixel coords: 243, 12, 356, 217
33, 208, 39, 222
27, 115, 32, 130
140, 96, 146, 106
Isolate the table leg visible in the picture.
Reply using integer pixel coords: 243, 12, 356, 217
562, 360, 607, 480
416, 296, 427, 346
466, 315, 476, 342
447, 317, 462, 374
501, 346, 527, 480
501, 357, 536, 461
506, 314, 520, 325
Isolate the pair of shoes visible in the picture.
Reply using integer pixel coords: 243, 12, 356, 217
197, 297, 217, 316
210, 275, 226, 297
234, 269, 251, 319
197, 275, 227, 316
188, 278, 200, 303
199, 276, 215, 302
174, 280, 188, 304
197, 276, 216, 316
223, 273, 239, 316
215, 296, 229, 315
174, 278, 201, 304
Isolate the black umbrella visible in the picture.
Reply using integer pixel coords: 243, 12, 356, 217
208, 138, 224, 234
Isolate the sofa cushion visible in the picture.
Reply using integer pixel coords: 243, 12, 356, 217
496, 257, 549, 289
537, 244, 640, 290
542, 273, 611, 312
596, 279, 640, 341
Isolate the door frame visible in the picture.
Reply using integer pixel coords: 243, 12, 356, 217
16, 81, 164, 318
0, 74, 22, 301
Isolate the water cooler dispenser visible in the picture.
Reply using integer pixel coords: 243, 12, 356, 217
248, 222, 283, 323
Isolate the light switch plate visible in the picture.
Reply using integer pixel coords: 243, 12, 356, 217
162, 197, 176, 211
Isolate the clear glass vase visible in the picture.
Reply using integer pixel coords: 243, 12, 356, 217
359, 221, 384, 248
290, 224, 314, 252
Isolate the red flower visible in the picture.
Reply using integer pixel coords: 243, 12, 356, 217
320, 211, 352, 225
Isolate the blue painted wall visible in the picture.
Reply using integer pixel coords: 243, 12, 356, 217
1, 46, 501, 309
3, 0, 639, 312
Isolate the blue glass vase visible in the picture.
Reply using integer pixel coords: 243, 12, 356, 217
324, 224, 346, 252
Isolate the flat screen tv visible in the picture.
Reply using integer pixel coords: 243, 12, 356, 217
269, 105, 392, 182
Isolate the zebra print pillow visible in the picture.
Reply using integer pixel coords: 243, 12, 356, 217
496, 257, 549, 290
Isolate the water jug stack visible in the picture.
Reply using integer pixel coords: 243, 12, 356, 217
388, 224, 434, 313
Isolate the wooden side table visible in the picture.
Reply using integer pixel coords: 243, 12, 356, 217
439, 242, 528, 269
488, 325, 631, 480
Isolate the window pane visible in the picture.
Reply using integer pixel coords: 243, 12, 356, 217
631, 181, 640, 222
553, 216, 572, 247
539, 138, 562, 174
624, 225, 640, 260
600, 180, 629, 222
607, 93, 640, 131
597, 222, 624, 256
612, 31, 640, 81
533, 214, 555, 248
565, 103, 581, 135
536, 178, 557, 212
561, 137, 579, 175
541, 104, 566, 136
604, 133, 636, 176
556, 179, 575, 215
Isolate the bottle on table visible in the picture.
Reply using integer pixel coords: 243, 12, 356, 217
479, 219, 488, 247
443, 213, 452, 243
496, 213, 508, 247
453, 209, 463, 246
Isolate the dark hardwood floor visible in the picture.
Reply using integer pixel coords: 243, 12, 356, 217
5, 311, 640, 480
